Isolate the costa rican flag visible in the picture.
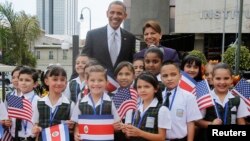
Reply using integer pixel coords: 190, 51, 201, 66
106, 71, 119, 93
78, 115, 114, 141
179, 71, 197, 94
42, 123, 70, 141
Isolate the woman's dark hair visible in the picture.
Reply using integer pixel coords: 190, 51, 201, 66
134, 71, 162, 103
114, 61, 135, 78
212, 63, 233, 76
180, 55, 202, 81
144, 47, 164, 62
142, 20, 161, 34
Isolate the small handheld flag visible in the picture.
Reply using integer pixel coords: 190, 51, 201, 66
179, 71, 197, 94
42, 123, 70, 141
196, 80, 214, 110
7, 95, 32, 122
232, 78, 250, 112
78, 115, 114, 141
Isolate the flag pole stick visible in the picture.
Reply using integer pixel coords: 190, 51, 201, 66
204, 80, 220, 118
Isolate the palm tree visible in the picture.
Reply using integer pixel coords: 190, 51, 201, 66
0, 2, 41, 66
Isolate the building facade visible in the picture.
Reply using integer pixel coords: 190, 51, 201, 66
126, 0, 250, 61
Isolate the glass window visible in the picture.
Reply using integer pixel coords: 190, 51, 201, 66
36, 51, 40, 59
63, 50, 68, 60
49, 51, 54, 59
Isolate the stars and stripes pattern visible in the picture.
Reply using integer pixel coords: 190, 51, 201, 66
113, 87, 137, 119
179, 71, 197, 95
7, 95, 32, 122
196, 80, 213, 110
1, 129, 12, 141
232, 78, 250, 112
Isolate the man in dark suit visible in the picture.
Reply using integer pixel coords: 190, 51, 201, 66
81, 1, 136, 75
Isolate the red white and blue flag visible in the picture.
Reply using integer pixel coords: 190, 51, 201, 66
78, 115, 114, 141
179, 71, 197, 95
232, 79, 250, 112
196, 80, 214, 110
42, 123, 69, 141
7, 95, 32, 122
1, 128, 12, 141
107, 75, 119, 93
113, 88, 137, 119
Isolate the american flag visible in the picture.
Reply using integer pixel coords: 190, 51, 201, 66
1, 128, 12, 141
7, 95, 32, 123
232, 79, 250, 112
196, 80, 213, 110
113, 88, 137, 119
179, 71, 197, 95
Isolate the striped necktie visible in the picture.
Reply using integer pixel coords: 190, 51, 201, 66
109, 31, 118, 66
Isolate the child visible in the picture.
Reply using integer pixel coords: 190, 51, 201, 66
144, 47, 163, 80
4, 66, 24, 104
5, 66, 40, 141
144, 47, 165, 92
40, 65, 57, 97
204, 60, 218, 89
112, 61, 138, 140
32, 66, 75, 140
181, 55, 203, 82
123, 71, 171, 141
196, 63, 249, 141
71, 65, 120, 141
132, 58, 144, 78
65, 54, 89, 103
160, 61, 202, 141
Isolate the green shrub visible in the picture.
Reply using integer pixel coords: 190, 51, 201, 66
188, 50, 207, 65
223, 44, 250, 71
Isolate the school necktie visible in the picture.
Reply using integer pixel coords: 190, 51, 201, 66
109, 31, 118, 66
164, 91, 172, 108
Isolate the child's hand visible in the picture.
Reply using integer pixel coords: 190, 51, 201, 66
32, 125, 42, 136
113, 121, 122, 131
65, 120, 75, 129
121, 123, 127, 133
74, 133, 81, 141
212, 118, 223, 125
125, 124, 141, 138
4, 119, 12, 127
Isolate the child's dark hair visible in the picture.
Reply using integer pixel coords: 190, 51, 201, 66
114, 61, 135, 78
134, 71, 163, 103
180, 55, 202, 81
19, 66, 39, 82
212, 63, 233, 76
133, 58, 145, 68
87, 65, 107, 80
144, 47, 164, 61
41, 65, 58, 91
47, 66, 67, 79
162, 60, 180, 72
11, 66, 24, 76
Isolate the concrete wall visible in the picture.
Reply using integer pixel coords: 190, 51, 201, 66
129, 0, 170, 35
175, 0, 250, 33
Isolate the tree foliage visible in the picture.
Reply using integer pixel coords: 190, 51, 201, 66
0, 2, 41, 67
223, 44, 250, 71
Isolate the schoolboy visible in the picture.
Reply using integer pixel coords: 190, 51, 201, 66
160, 61, 202, 141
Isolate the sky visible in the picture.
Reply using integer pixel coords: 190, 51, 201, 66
0, 0, 119, 39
